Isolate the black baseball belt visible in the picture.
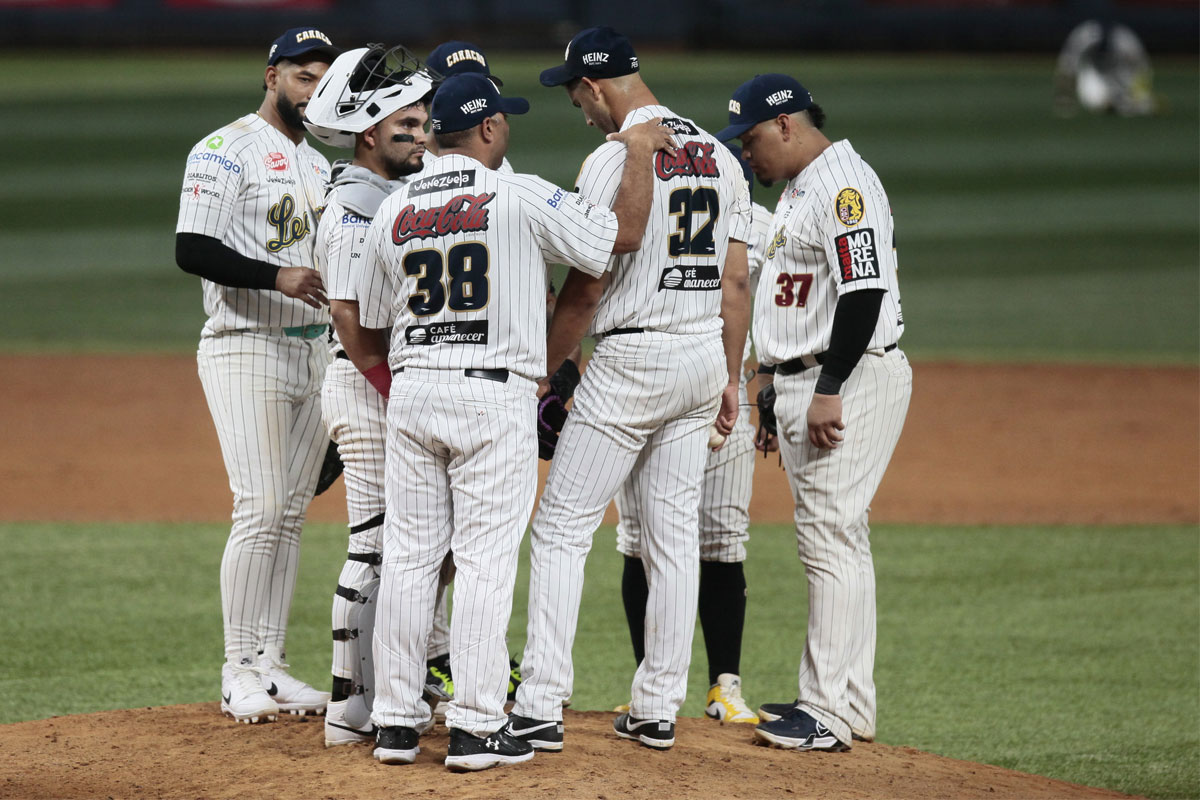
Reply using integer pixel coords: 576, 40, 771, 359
390, 366, 509, 383
775, 343, 896, 376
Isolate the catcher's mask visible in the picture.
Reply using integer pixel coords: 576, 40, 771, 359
304, 44, 440, 148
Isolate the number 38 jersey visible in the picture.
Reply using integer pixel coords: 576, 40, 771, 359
176, 113, 332, 333
577, 104, 753, 338
358, 153, 619, 382
753, 139, 904, 365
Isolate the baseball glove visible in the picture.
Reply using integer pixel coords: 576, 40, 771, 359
538, 358, 581, 460
756, 383, 777, 439
314, 440, 344, 496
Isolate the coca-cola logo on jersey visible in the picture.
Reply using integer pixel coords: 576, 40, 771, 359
391, 193, 496, 245
264, 152, 289, 171
654, 142, 720, 180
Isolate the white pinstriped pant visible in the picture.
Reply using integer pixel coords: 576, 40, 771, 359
616, 377, 755, 563
322, 359, 451, 688
515, 331, 726, 724
775, 347, 911, 745
197, 330, 330, 664
372, 368, 538, 737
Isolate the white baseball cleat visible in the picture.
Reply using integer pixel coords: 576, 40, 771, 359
258, 646, 331, 716
324, 698, 375, 747
221, 660, 279, 724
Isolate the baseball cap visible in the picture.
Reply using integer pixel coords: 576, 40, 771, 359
427, 41, 503, 86
715, 74, 813, 142
539, 26, 640, 87
267, 27, 340, 66
430, 73, 529, 134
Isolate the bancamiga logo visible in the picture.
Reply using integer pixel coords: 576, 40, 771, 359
460, 98, 488, 115
765, 89, 794, 106
582, 51, 609, 66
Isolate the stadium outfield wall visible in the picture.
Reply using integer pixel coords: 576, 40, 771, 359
0, 0, 1196, 54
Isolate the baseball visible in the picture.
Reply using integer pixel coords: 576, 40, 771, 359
708, 424, 727, 450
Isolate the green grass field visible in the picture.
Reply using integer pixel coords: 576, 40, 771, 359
0, 52, 1196, 359
1, 522, 1196, 798
0, 51, 1196, 799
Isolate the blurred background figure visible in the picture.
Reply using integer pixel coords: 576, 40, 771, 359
1054, 20, 1160, 117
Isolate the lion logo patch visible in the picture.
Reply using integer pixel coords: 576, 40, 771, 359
836, 187, 864, 227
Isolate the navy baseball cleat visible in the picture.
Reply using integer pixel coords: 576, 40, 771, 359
753, 707, 849, 752
505, 713, 564, 751
757, 698, 800, 722
613, 712, 675, 750
444, 727, 535, 771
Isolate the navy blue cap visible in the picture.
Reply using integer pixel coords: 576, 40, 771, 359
267, 27, 339, 66
715, 74, 813, 142
431, 73, 529, 134
428, 41, 503, 86
539, 26, 640, 87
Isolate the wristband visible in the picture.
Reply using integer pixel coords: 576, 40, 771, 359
362, 362, 392, 399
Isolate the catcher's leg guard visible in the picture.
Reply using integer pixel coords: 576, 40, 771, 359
331, 535, 381, 709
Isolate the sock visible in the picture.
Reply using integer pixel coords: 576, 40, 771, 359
699, 560, 747, 685
621, 555, 649, 665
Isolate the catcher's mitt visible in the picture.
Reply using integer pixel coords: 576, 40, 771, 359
314, 440, 344, 496
538, 358, 581, 460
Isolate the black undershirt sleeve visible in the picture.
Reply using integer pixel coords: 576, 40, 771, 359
175, 232, 280, 290
814, 288, 886, 395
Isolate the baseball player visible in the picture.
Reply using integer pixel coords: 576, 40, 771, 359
613, 144, 773, 726
716, 73, 912, 751
508, 27, 752, 752
412, 40, 516, 708
301, 43, 438, 746
1053, 20, 1159, 117
174, 28, 339, 724
357, 73, 674, 770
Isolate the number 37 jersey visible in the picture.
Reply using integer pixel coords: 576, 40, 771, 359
578, 104, 753, 337
358, 153, 619, 382
753, 139, 904, 364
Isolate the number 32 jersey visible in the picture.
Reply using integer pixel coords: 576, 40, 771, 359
753, 139, 904, 364
577, 104, 752, 338
358, 153, 619, 382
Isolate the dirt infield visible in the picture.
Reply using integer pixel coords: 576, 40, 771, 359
1, 355, 1195, 525
0, 706, 1140, 800
0, 355, 1193, 799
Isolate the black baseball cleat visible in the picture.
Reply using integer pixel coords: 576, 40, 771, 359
613, 712, 675, 750
444, 727, 535, 772
505, 713, 564, 751
753, 707, 850, 752
373, 725, 420, 765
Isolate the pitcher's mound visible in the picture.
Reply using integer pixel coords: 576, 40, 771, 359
0, 705, 1137, 800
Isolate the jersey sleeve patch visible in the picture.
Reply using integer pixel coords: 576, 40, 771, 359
834, 228, 880, 283
835, 187, 865, 227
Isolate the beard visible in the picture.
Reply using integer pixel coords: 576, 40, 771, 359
276, 92, 307, 133
382, 146, 425, 178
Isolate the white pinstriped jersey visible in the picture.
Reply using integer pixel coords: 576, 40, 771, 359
314, 167, 406, 352
176, 113, 332, 333
575, 105, 753, 337
753, 140, 903, 364
743, 200, 773, 366
358, 153, 619, 381
413, 151, 514, 179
